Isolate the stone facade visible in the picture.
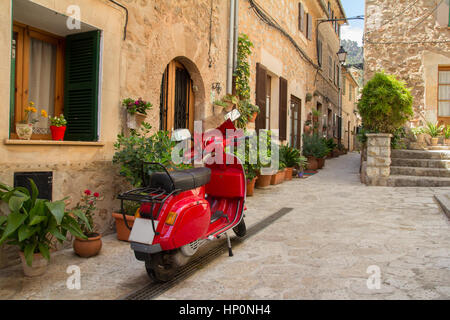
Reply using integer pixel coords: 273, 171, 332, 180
0, 0, 346, 268
341, 66, 361, 151
364, 0, 450, 127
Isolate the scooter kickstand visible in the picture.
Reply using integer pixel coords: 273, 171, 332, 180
225, 233, 233, 257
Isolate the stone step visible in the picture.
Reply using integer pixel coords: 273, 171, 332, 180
391, 158, 450, 169
427, 146, 450, 151
387, 175, 450, 187
391, 149, 450, 160
390, 166, 450, 178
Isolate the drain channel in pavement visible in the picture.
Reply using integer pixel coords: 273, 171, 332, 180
120, 207, 293, 300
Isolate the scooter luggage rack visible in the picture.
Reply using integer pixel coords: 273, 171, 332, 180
117, 187, 179, 236
117, 162, 180, 236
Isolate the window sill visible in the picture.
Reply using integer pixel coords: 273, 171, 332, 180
4, 139, 105, 147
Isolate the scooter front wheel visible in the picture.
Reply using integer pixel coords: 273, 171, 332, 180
233, 218, 247, 237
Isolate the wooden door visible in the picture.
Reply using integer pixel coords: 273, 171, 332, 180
160, 61, 195, 132
438, 66, 450, 126
290, 96, 302, 149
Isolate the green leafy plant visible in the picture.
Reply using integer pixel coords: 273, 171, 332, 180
312, 109, 321, 117
443, 126, 450, 139
213, 100, 228, 108
0, 180, 87, 266
302, 133, 329, 159
305, 93, 313, 102
122, 98, 153, 115
357, 71, 413, 134
113, 123, 190, 187
223, 94, 239, 105
236, 100, 259, 129
49, 114, 67, 127
280, 145, 306, 169
234, 33, 253, 100
324, 138, 337, 152
234, 132, 261, 180
424, 122, 444, 138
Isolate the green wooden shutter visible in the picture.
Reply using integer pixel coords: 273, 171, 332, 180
64, 30, 100, 141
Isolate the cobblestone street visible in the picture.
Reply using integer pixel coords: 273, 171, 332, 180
1, 153, 449, 300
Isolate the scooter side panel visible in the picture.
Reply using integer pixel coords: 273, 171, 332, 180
170, 202, 210, 249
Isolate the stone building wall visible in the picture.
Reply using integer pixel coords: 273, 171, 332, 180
364, 0, 450, 125
0, 0, 346, 268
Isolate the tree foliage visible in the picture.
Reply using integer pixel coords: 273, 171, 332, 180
357, 72, 413, 134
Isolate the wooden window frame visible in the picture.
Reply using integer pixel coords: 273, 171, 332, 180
12, 22, 65, 140
438, 66, 450, 121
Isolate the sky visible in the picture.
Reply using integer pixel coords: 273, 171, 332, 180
340, 0, 365, 46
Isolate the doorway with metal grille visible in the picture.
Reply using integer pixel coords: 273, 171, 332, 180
160, 60, 195, 132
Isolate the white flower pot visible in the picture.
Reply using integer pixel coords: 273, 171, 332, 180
16, 123, 33, 140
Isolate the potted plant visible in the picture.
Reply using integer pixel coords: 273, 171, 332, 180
312, 109, 321, 123
443, 126, 450, 146
16, 101, 46, 140
123, 98, 153, 129
234, 132, 260, 196
280, 145, 305, 181
305, 93, 313, 103
72, 189, 103, 258
255, 130, 274, 189
247, 103, 260, 123
302, 133, 326, 171
325, 138, 337, 158
112, 201, 140, 241
49, 114, 67, 141
424, 122, 444, 146
222, 94, 239, 112
213, 100, 227, 116
304, 120, 312, 134
0, 179, 87, 277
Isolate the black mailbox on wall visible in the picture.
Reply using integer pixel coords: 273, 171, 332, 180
14, 172, 53, 201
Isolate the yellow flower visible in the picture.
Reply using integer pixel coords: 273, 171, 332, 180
41, 110, 48, 118
29, 101, 35, 106
30, 107, 37, 113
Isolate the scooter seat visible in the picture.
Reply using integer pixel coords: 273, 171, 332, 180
150, 167, 211, 193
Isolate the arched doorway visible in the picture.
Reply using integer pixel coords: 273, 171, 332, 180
160, 60, 195, 132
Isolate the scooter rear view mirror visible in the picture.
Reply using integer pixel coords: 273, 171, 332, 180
172, 129, 191, 142
225, 109, 241, 122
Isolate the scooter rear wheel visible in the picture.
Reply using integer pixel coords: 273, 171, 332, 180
145, 252, 178, 283
233, 219, 247, 237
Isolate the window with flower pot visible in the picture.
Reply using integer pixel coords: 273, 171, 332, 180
10, 0, 102, 142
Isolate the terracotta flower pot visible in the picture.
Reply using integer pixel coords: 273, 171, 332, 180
19, 251, 48, 277
304, 125, 312, 134
249, 112, 258, 123
50, 125, 66, 141
317, 158, 325, 169
246, 178, 257, 196
112, 213, 136, 241
16, 123, 33, 140
431, 137, 439, 146
285, 167, 294, 181
73, 234, 102, 258
270, 170, 285, 185
306, 156, 319, 171
256, 174, 272, 189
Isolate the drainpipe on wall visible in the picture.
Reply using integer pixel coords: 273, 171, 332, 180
226, 0, 236, 95
233, 0, 239, 71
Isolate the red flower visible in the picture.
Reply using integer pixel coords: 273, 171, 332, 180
84, 189, 91, 195
93, 192, 100, 198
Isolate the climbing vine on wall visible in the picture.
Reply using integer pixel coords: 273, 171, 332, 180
234, 33, 253, 100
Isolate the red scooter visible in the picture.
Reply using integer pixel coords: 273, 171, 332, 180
118, 111, 247, 282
